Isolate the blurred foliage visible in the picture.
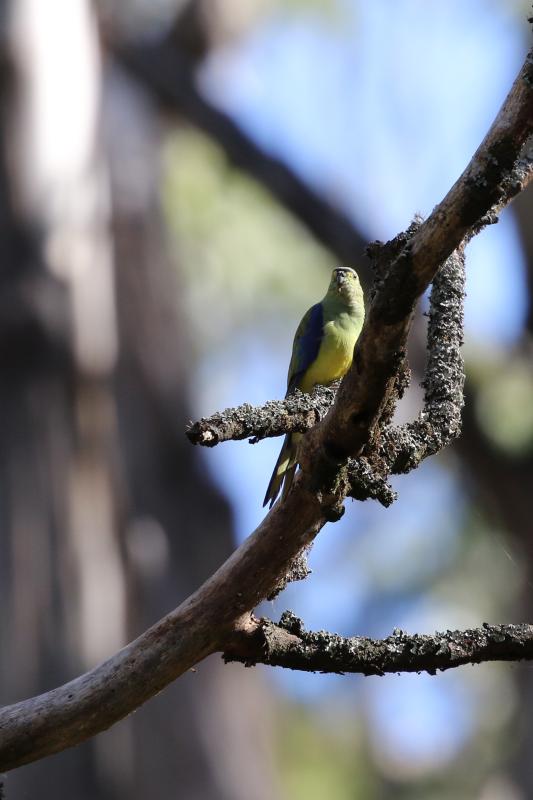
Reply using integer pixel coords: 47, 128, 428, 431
278, 705, 377, 799
497, 0, 533, 25
162, 126, 332, 356
274, 0, 347, 24
434, 504, 524, 623
475, 358, 533, 456
277, 668, 517, 800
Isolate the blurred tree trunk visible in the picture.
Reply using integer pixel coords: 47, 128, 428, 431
104, 64, 279, 800
0, 2, 278, 798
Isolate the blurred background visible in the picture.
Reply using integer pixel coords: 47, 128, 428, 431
0, 0, 532, 798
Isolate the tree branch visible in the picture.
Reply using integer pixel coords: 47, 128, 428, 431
224, 612, 533, 676
311, 52, 533, 470
187, 245, 465, 504
378, 245, 465, 473
0, 43, 531, 775
186, 384, 339, 447
470, 136, 533, 235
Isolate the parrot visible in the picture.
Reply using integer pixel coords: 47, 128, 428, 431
263, 266, 365, 508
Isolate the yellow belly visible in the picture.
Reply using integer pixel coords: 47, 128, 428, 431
298, 320, 356, 393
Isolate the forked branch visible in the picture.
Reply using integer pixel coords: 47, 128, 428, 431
0, 42, 531, 776
187, 246, 466, 506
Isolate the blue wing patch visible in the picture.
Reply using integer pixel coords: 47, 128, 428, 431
287, 302, 324, 394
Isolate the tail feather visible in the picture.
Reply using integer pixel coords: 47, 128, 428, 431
263, 435, 298, 508
280, 464, 297, 502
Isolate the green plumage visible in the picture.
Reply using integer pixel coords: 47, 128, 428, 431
263, 267, 365, 507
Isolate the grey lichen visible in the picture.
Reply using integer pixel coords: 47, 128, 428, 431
379, 247, 465, 474
186, 245, 466, 513
226, 617, 533, 677
266, 548, 312, 601
186, 385, 338, 446
346, 456, 396, 507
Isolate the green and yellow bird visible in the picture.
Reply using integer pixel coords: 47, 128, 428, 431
263, 267, 365, 508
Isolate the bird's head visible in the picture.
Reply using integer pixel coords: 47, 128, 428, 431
328, 266, 363, 306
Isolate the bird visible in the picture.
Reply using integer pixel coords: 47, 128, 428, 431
263, 267, 365, 508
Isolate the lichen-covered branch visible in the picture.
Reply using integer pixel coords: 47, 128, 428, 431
186, 384, 338, 446
188, 245, 466, 503
224, 612, 533, 676
379, 246, 466, 474
308, 51, 533, 475
0, 40, 531, 777
470, 137, 533, 234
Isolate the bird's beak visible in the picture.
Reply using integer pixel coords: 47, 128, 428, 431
335, 271, 344, 287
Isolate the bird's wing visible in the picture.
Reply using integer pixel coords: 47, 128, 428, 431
286, 302, 324, 394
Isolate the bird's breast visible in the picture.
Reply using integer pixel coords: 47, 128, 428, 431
299, 318, 359, 392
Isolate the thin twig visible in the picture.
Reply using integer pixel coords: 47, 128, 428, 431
186, 385, 338, 447
224, 612, 533, 676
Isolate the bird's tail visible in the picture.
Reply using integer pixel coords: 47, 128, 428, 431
263, 434, 299, 508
